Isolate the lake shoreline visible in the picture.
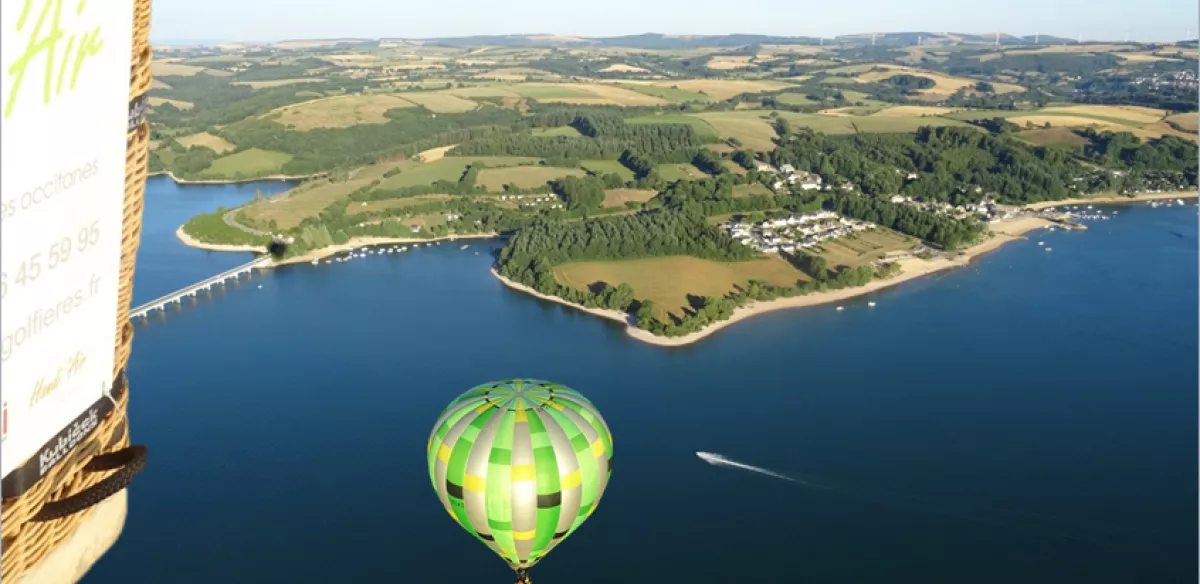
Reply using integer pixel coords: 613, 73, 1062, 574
175, 226, 266, 253
268, 233, 501, 266
151, 170, 324, 185
1023, 190, 1198, 211
493, 216, 1053, 347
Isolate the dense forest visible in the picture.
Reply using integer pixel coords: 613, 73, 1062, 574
217, 108, 522, 174
770, 125, 1196, 206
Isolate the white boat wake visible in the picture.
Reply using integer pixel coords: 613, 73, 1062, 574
694, 451, 1164, 548
696, 452, 805, 484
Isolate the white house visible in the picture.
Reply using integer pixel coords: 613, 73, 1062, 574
779, 164, 796, 174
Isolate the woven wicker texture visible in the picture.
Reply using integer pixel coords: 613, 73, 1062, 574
0, 0, 152, 579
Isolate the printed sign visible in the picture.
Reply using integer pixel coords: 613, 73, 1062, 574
0, 0, 136, 486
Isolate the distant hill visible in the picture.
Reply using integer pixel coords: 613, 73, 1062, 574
253, 32, 1149, 51
594, 34, 821, 49
415, 33, 821, 49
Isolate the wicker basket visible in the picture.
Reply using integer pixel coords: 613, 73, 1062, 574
0, 0, 153, 579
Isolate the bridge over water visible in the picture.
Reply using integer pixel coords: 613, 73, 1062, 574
130, 256, 271, 319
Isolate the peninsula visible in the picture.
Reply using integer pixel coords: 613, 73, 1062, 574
153, 34, 1198, 345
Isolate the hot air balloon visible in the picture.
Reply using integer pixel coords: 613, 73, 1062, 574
427, 379, 613, 584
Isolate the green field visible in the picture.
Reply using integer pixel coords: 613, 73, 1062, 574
182, 210, 270, 246
689, 112, 778, 150
776, 112, 973, 135
943, 109, 1141, 127
813, 229, 917, 269
377, 156, 544, 189
655, 163, 708, 181
477, 166, 587, 190
773, 93, 818, 106
581, 160, 635, 181
625, 114, 719, 138
532, 126, 584, 137
199, 149, 292, 178
511, 85, 598, 99
615, 84, 715, 103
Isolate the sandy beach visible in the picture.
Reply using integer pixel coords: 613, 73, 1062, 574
492, 216, 1052, 347
1024, 190, 1198, 211
175, 226, 266, 253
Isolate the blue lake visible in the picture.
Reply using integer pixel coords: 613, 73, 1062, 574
87, 177, 1198, 583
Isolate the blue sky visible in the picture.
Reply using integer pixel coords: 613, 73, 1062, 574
150, 0, 1198, 44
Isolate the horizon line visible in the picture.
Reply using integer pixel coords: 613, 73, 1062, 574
149, 30, 1199, 46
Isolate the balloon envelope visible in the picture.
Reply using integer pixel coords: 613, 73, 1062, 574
427, 379, 613, 570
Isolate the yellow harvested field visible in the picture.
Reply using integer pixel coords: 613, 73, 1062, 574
1165, 112, 1199, 133
1133, 121, 1197, 142
148, 97, 193, 110
1039, 105, 1165, 125
176, 132, 235, 153
691, 112, 777, 151
233, 78, 325, 89
1006, 115, 1128, 131
654, 79, 792, 100
151, 79, 172, 89
270, 94, 415, 130
151, 61, 207, 76
600, 63, 650, 73
535, 84, 669, 106
554, 256, 805, 320
244, 179, 372, 229
602, 189, 657, 208
201, 68, 233, 77
398, 92, 479, 113
857, 66, 1024, 96
476, 166, 587, 190
320, 54, 381, 67
417, 145, 458, 162
870, 105, 958, 117
447, 86, 523, 98
706, 56, 755, 70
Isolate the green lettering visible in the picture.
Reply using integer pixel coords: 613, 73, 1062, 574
70, 29, 102, 90
4, 0, 105, 119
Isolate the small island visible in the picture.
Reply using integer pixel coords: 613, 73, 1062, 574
152, 37, 1198, 345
